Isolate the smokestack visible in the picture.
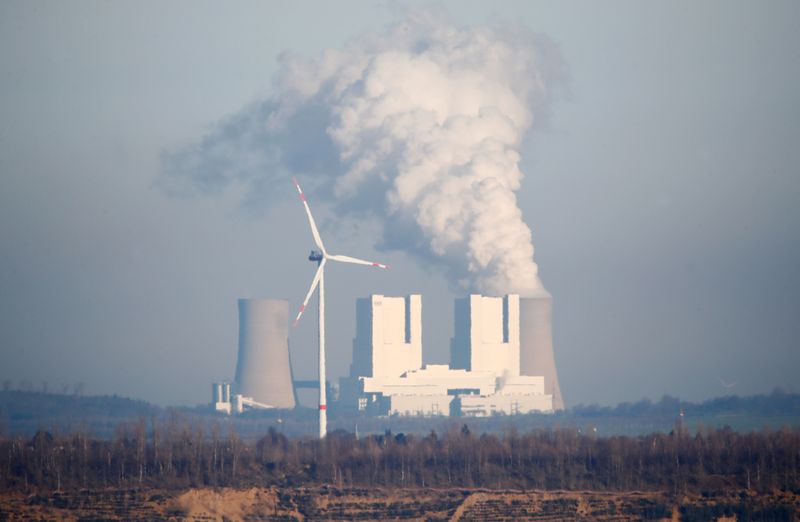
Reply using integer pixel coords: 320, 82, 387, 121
234, 298, 295, 409
520, 296, 564, 410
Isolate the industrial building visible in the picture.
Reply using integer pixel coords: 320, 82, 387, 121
213, 293, 562, 417
212, 381, 232, 413
451, 294, 520, 376
341, 294, 555, 417
349, 294, 422, 379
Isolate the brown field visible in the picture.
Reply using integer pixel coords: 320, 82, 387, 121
1, 487, 797, 521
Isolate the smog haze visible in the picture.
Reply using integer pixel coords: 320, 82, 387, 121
1, 0, 798, 408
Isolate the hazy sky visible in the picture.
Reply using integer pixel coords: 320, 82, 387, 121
1, 1, 798, 408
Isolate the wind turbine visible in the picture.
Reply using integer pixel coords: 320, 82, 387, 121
291, 178, 388, 439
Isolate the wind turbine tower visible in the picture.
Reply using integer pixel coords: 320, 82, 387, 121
292, 178, 389, 439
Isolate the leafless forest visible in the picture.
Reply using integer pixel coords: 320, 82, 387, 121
2, 418, 799, 496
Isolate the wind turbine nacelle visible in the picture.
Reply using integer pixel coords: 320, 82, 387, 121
309, 250, 324, 263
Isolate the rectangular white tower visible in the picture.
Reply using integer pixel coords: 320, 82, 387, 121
451, 294, 520, 377
350, 294, 422, 378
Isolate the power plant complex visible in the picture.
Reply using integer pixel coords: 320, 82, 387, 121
212, 293, 562, 418
210, 179, 563, 436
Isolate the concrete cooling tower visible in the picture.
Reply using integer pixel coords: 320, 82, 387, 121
234, 298, 295, 409
520, 296, 564, 410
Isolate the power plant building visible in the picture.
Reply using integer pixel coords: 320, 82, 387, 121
342, 294, 554, 417
350, 295, 422, 379
212, 381, 232, 414
212, 293, 561, 418
451, 294, 520, 377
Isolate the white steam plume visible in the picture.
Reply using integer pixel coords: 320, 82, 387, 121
162, 11, 562, 297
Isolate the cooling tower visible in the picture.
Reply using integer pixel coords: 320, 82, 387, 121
520, 296, 564, 410
234, 298, 295, 409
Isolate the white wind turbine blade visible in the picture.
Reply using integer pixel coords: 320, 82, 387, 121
327, 254, 390, 269
293, 259, 326, 327
292, 177, 326, 255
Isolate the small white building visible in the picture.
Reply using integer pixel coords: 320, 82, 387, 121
341, 294, 554, 417
212, 381, 232, 414
458, 390, 554, 417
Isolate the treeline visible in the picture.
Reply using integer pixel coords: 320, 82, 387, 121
0, 390, 160, 439
2, 418, 799, 494
3, 389, 800, 441
572, 388, 800, 418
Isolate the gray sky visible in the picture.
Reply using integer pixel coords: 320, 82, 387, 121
1, 1, 798, 407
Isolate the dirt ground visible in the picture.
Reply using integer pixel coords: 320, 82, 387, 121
1, 486, 797, 521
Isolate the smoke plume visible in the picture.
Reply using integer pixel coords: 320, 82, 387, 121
161, 10, 562, 297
